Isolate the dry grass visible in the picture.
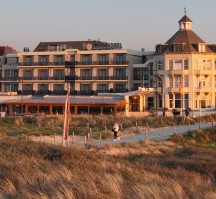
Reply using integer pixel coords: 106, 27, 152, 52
0, 138, 216, 199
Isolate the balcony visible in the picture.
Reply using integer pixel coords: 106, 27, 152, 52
52, 90, 66, 95
65, 61, 77, 67
18, 62, 65, 66
0, 77, 18, 81
64, 75, 128, 81
18, 90, 35, 95
36, 90, 52, 95
18, 76, 65, 81
76, 61, 129, 66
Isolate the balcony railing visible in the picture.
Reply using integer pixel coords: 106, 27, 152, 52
76, 61, 129, 65
18, 62, 65, 66
0, 77, 18, 81
65, 75, 128, 81
18, 76, 65, 80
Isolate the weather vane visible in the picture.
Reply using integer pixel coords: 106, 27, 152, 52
184, 7, 187, 15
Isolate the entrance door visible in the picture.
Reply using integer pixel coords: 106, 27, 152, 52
129, 96, 140, 112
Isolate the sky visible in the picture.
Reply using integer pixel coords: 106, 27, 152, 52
1, 0, 216, 52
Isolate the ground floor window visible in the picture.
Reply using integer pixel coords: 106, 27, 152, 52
169, 94, 173, 109
147, 97, 154, 109
184, 94, 189, 108
175, 94, 181, 108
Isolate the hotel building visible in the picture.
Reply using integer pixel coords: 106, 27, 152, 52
17, 40, 143, 95
152, 14, 216, 113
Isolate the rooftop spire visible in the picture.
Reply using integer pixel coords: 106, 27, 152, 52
184, 7, 187, 16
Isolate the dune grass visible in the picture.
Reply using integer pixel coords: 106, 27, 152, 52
0, 137, 216, 199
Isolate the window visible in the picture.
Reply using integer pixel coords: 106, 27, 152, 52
169, 76, 173, 87
133, 83, 141, 90
39, 70, 48, 77
80, 55, 92, 64
174, 76, 181, 88
80, 84, 91, 91
97, 69, 107, 79
134, 69, 140, 80
184, 59, 188, 69
184, 76, 189, 87
38, 84, 48, 91
70, 55, 75, 62
206, 60, 211, 70
115, 69, 126, 77
184, 94, 189, 108
198, 44, 206, 52
97, 54, 109, 64
150, 63, 153, 75
174, 44, 183, 52
169, 94, 173, 109
54, 55, 65, 64
142, 68, 149, 80
157, 60, 164, 70
147, 97, 154, 109
23, 84, 33, 91
11, 70, 18, 78
24, 70, 33, 78
115, 54, 126, 62
38, 55, 49, 65
97, 84, 107, 92
169, 60, 173, 70
23, 56, 33, 64
4, 70, 10, 78
53, 84, 64, 91
175, 94, 181, 108
53, 69, 64, 79
115, 83, 126, 92
174, 60, 182, 70
81, 69, 91, 77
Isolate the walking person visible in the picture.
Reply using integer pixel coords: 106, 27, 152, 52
112, 123, 120, 141
185, 107, 190, 118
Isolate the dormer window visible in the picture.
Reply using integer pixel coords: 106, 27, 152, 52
174, 44, 183, 52
198, 44, 206, 52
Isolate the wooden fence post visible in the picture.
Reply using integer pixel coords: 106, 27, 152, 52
54, 133, 56, 145
72, 131, 74, 144
145, 128, 148, 140
84, 136, 87, 147
174, 125, 176, 135
158, 127, 161, 141
99, 133, 102, 147
146, 122, 150, 132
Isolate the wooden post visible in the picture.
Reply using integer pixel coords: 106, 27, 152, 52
145, 128, 148, 140
67, 135, 70, 146
84, 136, 87, 147
99, 133, 102, 147
188, 122, 190, 132
158, 127, 161, 141
54, 133, 56, 145
146, 122, 150, 132
174, 125, 176, 135
72, 131, 74, 144
136, 121, 137, 127
89, 128, 92, 136
87, 133, 90, 141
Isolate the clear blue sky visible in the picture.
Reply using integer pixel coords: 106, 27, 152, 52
1, 0, 216, 52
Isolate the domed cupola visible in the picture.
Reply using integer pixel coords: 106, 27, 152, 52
178, 9, 192, 31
